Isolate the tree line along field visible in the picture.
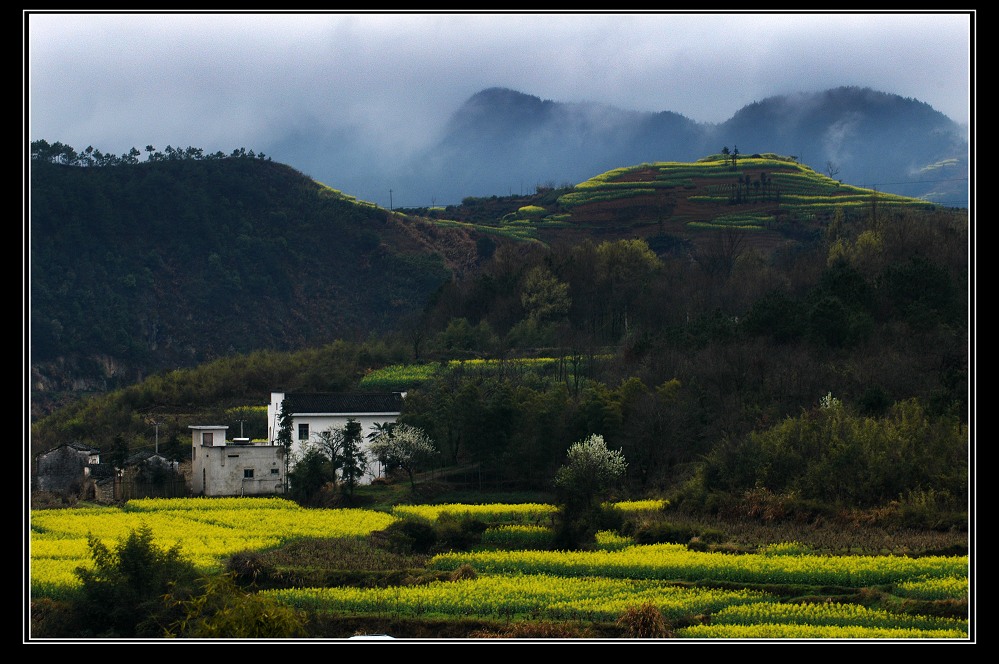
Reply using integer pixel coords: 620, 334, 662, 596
28, 496, 970, 640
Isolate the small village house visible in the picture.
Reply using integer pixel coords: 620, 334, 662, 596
190, 425, 286, 497
33, 442, 186, 502
267, 391, 405, 483
33, 442, 101, 496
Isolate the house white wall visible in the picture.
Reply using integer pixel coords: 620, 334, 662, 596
267, 392, 402, 484
190, 425, 286, 497
291, 413, 395, 480
267, 392, 283, 443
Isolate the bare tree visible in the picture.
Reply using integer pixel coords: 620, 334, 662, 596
826, 161, 841, 180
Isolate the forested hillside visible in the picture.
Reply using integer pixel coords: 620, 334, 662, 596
30, 147, 970, 520
29, 148, 484, 417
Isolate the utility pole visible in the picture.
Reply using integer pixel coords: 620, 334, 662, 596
152, 421, 163, 454
389, 189, 393, 211
236, 419, 246, 438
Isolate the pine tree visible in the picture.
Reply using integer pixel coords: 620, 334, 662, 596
276, 401, 294, 494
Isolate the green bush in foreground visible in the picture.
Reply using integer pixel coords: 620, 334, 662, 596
72, 526, 200, 637
162, 574, 308, 638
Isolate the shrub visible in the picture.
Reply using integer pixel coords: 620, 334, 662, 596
163, 574, 308, 638
376, 519, 438, 554
226, 550, 274, 587
633, 522, 698, 545
617, 602, 672, 638
686, 539, 710, 552
72, 526, 200, 637
448, 564, 478, 581
699, 528, 726, 544
471, 620, 596, 638
593, 504, 626, 533
432, 514, 488, 552
30, 598, 79, 638
893, 489, 967, 532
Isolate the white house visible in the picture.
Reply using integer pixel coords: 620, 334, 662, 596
267, 391, 404, 483
190, 425, 286, 497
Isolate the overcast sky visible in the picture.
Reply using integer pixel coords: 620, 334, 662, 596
26, 10, 973, 170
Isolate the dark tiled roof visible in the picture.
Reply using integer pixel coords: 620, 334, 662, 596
126, 450, 172, 465
284, 392, 404, 415
36, 441, 100, 458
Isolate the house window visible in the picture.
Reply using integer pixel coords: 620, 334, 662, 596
202, 432, 213, 446
270, 468, 279, 475
244, 469, 254, 479
298, 423, 309, 441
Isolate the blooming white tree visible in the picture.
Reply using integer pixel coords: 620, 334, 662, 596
369, 423, 437, 489
554, 434, 628, 516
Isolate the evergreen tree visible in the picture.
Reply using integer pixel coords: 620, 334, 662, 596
111, 433, 129, 471
276, 401, 294, 495
337, 419, 368, 499
315, 420, 368, 500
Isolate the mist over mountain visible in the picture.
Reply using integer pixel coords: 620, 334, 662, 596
271, 86, 968, 208
390, 87, 706, 204
712, 87, 968, 202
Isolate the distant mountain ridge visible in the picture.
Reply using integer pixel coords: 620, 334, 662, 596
378, 86, 967, 207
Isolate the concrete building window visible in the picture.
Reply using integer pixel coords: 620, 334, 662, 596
202, 432, 213, 446
298, 423, 309, 441
244, 469, 254, 479
270, 468, 279, 475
